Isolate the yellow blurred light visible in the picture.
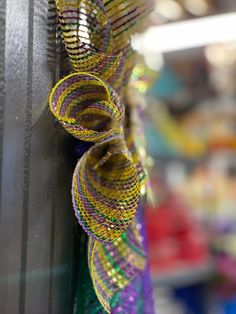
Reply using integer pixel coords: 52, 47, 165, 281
146, 156, 155, 167
140, 185, 146, 196
144, 52, 164, 71
185, 0, 208, 16
155, 0, 183, 20
205, 43, 236, 66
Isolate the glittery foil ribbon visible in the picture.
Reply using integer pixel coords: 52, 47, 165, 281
49, 0, 154, 312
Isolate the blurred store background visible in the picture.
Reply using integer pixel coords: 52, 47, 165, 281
131, 1, 236, 313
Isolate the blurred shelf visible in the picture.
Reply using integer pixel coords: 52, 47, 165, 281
150, 148, 236, 165
152, 262, 215, 288
151, 153, 203, 163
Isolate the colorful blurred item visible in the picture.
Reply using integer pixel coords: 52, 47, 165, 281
146, 76, 236, 160
153, 0, 215, 22
148, 103, 206, 158
133, 3, 236, 314
130, 58, 158, 95
145, 187, 209, 274
205, 43, 236, 95
179, 156, 236, 222
165, 152, 236, 311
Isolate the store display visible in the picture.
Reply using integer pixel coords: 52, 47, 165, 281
2, 0, 236, 313
137, 2, 236, 311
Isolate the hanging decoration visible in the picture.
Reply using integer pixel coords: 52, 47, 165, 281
49, 0, 154, 312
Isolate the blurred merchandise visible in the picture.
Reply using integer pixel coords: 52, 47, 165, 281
152, 0, 216, 22
134, 0, 236, 312
145, 188, 209, 274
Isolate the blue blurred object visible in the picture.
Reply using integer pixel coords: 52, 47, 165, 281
221, 298, 236, 314
144, 124, 178, 158
148, 66, 184, 101
174, 284, 209, 314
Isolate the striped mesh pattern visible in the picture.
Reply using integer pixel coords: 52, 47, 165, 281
88, 219, 146, 312
49, 0, 153, 312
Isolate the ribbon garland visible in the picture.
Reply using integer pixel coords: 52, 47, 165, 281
49, 0, 153, 312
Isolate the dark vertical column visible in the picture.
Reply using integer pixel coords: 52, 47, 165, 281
0, 0, 6, 307
0, 0, 6, 218
0, 1, 75, 313
0, 0, 30, 312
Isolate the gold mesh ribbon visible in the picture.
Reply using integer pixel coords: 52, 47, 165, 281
49, 0, 153, 311
88, 219, 146, 312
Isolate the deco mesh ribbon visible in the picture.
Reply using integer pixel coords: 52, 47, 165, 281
49, 72, 141, 242
73, 206, 155, 314
49, 0, 154, 312
88, 219, 146, 312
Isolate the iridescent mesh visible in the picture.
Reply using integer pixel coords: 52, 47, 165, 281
49, 0, 154, 312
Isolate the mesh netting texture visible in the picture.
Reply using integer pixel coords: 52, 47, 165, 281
49, 0, 155, 312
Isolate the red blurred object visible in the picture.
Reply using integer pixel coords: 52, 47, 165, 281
145, 192, 209, 274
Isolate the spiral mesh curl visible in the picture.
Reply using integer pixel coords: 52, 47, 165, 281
49, 0, 154, 312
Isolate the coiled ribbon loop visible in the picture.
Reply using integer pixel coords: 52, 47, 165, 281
49, 72, 140, 242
